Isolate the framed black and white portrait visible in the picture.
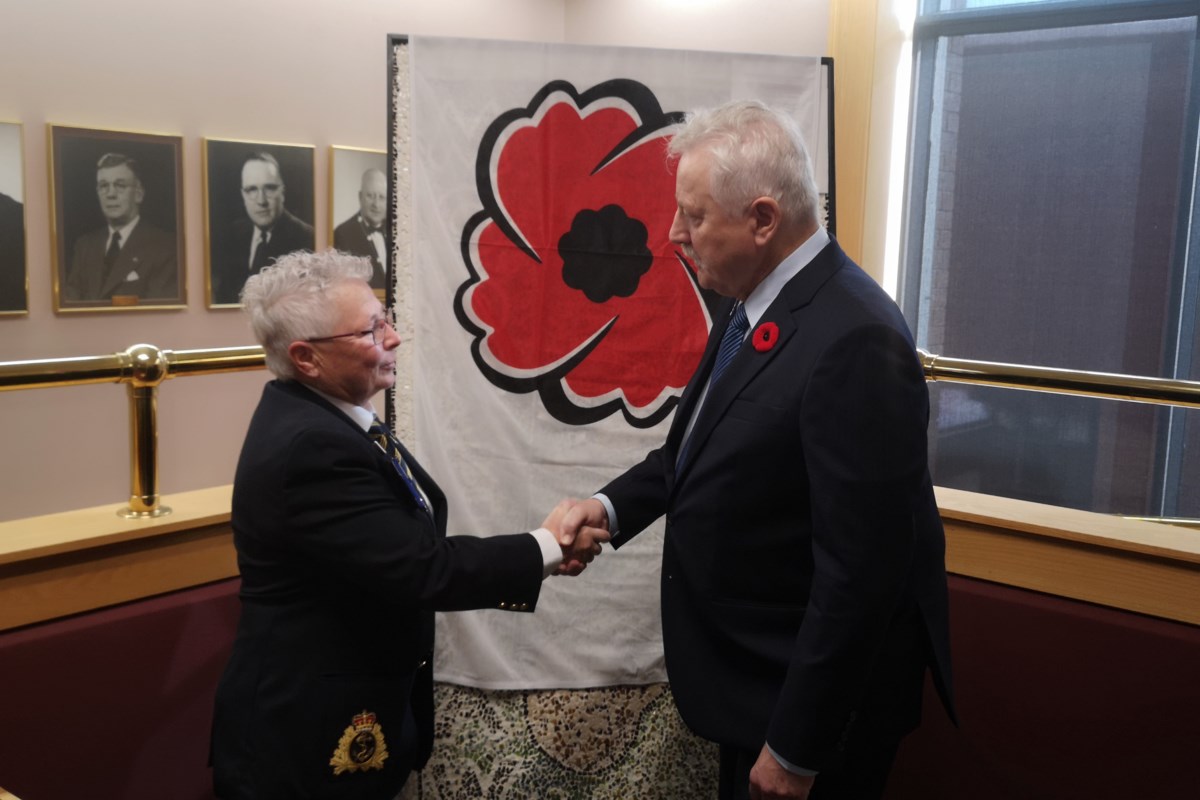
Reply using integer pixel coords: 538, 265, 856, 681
49, 125, 185, 313
0, 121, 26, 316
330, 146, 387, 296
203, 139, 315, 307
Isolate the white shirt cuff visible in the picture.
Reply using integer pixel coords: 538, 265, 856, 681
767, 743, 818, 776
593, 493, 618, 535
530, 527, 562, 579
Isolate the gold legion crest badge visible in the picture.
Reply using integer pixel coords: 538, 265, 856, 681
330, 709, 389, 775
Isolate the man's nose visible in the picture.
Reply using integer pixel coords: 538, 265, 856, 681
668, 209, 687, 243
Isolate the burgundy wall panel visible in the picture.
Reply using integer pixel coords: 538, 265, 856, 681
0, 579, 239, 800
2, 573, 1197, 799
887, 575, 1200, 800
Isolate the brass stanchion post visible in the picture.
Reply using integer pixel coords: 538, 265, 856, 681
118, 344, 172, 518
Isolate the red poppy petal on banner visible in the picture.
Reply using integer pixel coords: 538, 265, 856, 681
466, 219, 612, 373
561, 260, 710, 412
492, 103, 645, 251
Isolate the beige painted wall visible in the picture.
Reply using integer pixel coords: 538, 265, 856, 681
0, 0, 834, 521
564, 0, 829, 55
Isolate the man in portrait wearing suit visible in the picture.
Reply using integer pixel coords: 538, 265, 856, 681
561, 101, 955, 800
63, 153, 178, 303
210, 250, 605, 799
211, 151, 314, 304
0, 191, 25, 312
333, 167, 388, 290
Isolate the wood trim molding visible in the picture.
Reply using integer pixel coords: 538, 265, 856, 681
938, 487, 1200, 625
1, 484, 1197, 632
0, 485, 234, 566
0, 486, 237, 632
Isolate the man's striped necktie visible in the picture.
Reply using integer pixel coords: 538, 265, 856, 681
676, 302, 750, 470
368, 418, 429, 513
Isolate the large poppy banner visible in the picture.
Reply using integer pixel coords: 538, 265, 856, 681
399, 36, 828, 688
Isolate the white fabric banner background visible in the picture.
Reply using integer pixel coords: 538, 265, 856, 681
409, 36, 824, 689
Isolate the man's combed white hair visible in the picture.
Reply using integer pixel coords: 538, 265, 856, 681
667, 99, 819, 228
240, 250, 374, 379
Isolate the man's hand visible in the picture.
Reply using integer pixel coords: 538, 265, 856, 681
749, 745, 814, 800
541, 497, 578, 537
553, 497, 610, 576
544, 501, 609, 575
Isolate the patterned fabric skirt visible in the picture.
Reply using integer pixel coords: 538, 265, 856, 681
399, 682, 718, 799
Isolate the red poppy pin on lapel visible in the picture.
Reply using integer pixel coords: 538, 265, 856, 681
752, 322, 779, 352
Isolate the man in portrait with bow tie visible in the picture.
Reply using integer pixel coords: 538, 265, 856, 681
334, 167, 388, 290
561, 100, 956, 800
63, 152, 178, 303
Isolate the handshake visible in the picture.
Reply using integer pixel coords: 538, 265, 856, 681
541, 498, 611, 577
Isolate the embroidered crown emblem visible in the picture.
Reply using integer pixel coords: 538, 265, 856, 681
330, 708, 389, 775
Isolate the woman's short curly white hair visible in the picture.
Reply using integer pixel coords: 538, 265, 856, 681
240, 250, 374, 380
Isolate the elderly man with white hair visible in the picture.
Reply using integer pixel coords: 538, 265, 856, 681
561, 100, 955, 800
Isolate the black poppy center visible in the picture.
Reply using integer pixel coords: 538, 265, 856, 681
558, 204, 653, 303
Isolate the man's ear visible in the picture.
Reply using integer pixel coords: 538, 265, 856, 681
288, 341, 320, 380
748, 196, 782, 245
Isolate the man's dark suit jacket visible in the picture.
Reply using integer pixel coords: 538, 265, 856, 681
333, 213, 387, 289
212, 210, 314, 304
64, 220, 178, 302
603, 239, 955, 773
211, 380, 543, 800
0, 193, 25, 312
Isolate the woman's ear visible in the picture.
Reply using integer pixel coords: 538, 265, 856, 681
288, 340, 321, 380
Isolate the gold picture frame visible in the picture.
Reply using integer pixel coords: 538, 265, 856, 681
203, 138, 316, 308
48, 124, 186, 313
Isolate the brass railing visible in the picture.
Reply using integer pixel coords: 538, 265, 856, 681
919, 350, 1200, 528
919, 350, 1200, 409
4, 344, 1200, 521
0, 344, 265, 518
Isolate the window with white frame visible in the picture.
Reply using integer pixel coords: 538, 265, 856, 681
900, 0, 1200, 515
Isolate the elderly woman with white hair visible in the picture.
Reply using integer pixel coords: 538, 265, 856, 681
210, 249, 604, 800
